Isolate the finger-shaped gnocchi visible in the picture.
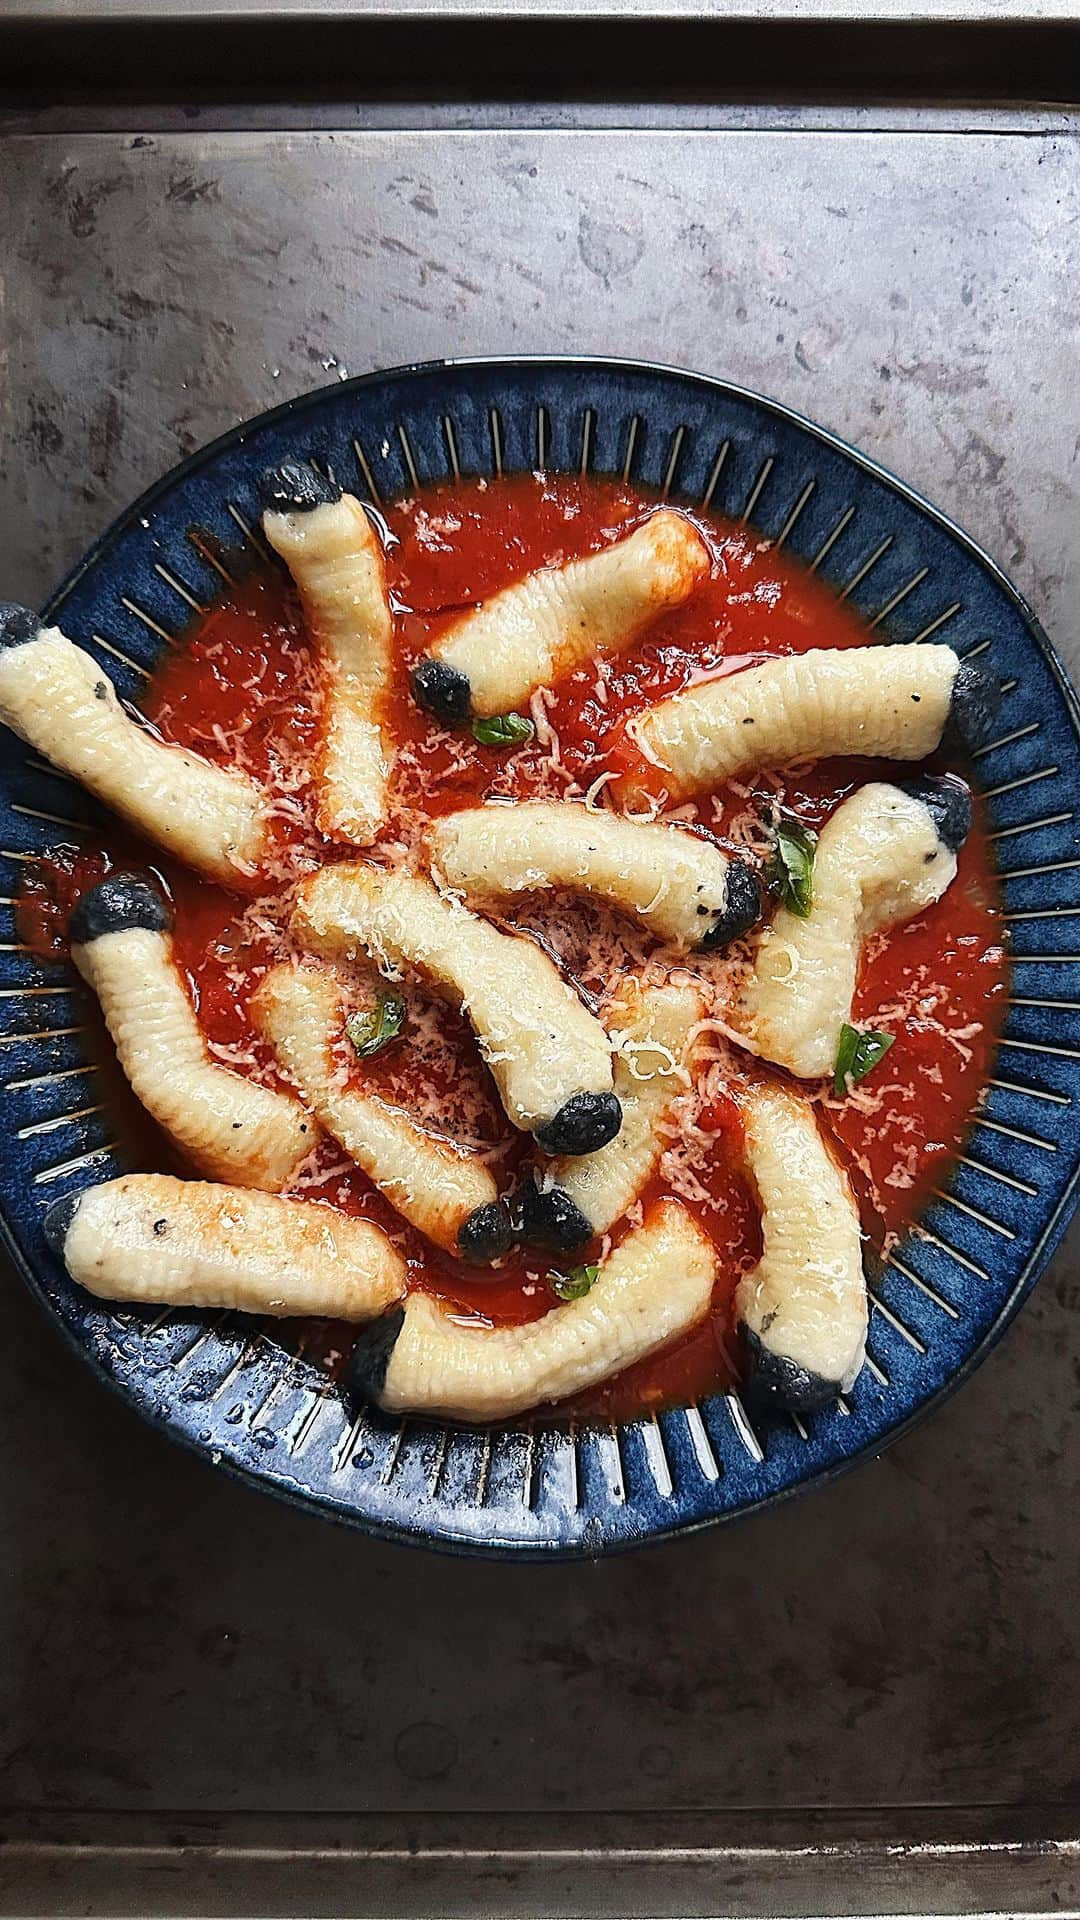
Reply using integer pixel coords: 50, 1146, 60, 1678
260, 463, 394, 845
741, 776, 971, 1078
293, 863, 620, 1152
46, 1173, 404, 1319
736, 1081, 866, 1411
349, 1198, 716, 1421
252, 960, 512, 1261
515, 978, 704, 1252
411, 511, 711, 723
71, 874, 313, 1189
617, 644, 999, 806
0, 605, 270, 883
429, 801, 761, 953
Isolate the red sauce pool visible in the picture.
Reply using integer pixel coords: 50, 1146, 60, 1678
21, 472, 1008, 1419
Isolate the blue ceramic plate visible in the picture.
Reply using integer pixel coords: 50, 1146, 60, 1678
3, 357, 1079, 1557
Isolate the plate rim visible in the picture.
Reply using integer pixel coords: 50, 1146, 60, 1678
6, 349, 1079, 1558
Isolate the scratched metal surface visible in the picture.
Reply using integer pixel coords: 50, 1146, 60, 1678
1, 124, 1079, 1910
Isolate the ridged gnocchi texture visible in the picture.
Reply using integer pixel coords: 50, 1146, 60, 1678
0, 610, 269, 883
71, 876, 313, 1190
517, 978, 704, 1250
252, 960, 511, 1261
293, 863, 618, 1148
260, 467, 394, 844
352, 1199, 716, 1420
736, 1081, 867, 1410
429, 801, 759, 952
742, 777, 971, 1078
619, 643, 970, 806
412, 511, 710, 721
48, 1173, 405, 1319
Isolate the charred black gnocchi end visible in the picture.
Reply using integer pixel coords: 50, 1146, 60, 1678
69, 872, 174, 945
346, 1304, 407, 1411
740, 1326, 840, 1416
257, 459, 342, 515
941, 659, 1001, 755
698, 859, 762, 951
411, 657, 474, 726
897, 772, 973, 854
535, 1091, 623, 1157
513, 1176, 593, 1254
457, 1199, 515, 1264
0, 603, 41, 650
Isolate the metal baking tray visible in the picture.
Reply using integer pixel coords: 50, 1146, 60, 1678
0, 28, 1078, 1914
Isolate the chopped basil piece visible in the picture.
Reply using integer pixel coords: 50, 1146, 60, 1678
345, 991, 406, 1060
471, 711, 535, 748
765, 812, 818, 919
833, 1023, 895, 1097
546, 1262, 600, 1302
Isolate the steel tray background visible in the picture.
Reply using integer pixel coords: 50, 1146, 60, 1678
0, 101, 1078, 1918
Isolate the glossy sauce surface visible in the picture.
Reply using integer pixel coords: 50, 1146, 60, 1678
23, 474, 1008, 1418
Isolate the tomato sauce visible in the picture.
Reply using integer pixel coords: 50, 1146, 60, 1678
21, 472, 1008, 1418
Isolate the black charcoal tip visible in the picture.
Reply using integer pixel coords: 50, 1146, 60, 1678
740, 1325, 840, 1416
941, 658, 1001, 754
346, 1305, 406, 1410
897, 772, 973, 854
69, 872, 173, 946
513, 1178, 593, 1254
0, 603, 42, 651
410, 657, 473, 726
698, 859, 763, 952
534, 1092, 623, 1157
457, 1200, 515, 1264
44, 1190, 82, 1256
258, 459, 341, 515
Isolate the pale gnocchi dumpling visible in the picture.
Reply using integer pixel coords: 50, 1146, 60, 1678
411, 510, 710, 723
47, 1173, 405, 1320
515, 978, 704, 1252
617, 644, 998, 807
0, 604, 271, 884
252, 960, 512, 1262
741, 776, 971, 1079
260, 462, 394, 845
293, 863, 620, 1153
736, 1082, 867, 1411
429, 801, 761, 952
71, 874, 314, 1190
350, 1199, 716, 1421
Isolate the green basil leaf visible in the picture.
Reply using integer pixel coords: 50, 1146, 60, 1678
546, 1262, 600, 1303
345, 990, 406, 1060
471, 711, 535, 748
765, 813, 818, 919
833, 1023, 895, 1098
